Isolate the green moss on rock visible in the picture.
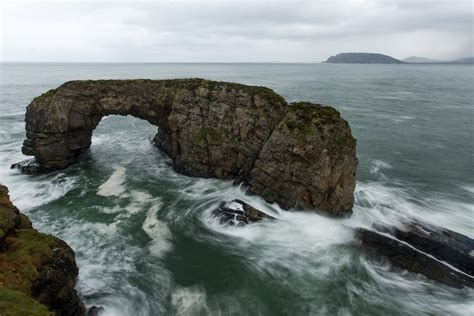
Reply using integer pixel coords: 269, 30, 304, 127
0, 229, 56, 294
283, 102, 346, 136
0, 185, 85, 315
0, 287, 52, 316
192, 127, 223, 145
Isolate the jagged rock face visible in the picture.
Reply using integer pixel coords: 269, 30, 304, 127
0, 185, 85, 315
18, 79, 357, 215
356, 223, 474, 289
248, 102, 357, 214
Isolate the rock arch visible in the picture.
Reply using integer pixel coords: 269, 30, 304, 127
15, 79, 357, 216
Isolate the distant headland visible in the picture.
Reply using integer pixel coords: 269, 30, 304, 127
324, 53, 404, 64
324, 52, 474, 64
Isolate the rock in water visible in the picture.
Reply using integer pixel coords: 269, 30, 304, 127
373, 222, 474, 276
87, 306, 104, 316
0, 185, 86, 315
14, 79, 357, 216
356, 223, 474, 289
212, 199, 275, 226
10, 158, 45, 174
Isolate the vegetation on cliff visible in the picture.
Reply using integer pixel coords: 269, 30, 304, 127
0, 185, 85, 316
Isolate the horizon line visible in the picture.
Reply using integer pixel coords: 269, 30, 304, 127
0, 61, 326, 64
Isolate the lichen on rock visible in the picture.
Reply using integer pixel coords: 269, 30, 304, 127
14, 78, 357, 216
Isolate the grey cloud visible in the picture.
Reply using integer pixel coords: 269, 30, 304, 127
1, 0, 472, 62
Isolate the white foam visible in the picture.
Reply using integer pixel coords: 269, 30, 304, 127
202, 197, 352, 277
142, 201, 173, 257
370, 159, 392, 175
97, 166, 127, 197
171, 286, 209, 315
227, 201, 244, 211
3, 173, 77, 211
461, 184, 474, 194
350, 181, 474, 237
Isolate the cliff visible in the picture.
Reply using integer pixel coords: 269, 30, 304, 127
325, 53, 404, 64
0, 185, 85, 316
13, 79, 357, 216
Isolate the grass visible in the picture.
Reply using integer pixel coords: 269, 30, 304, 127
0, 287, 52, 316
0, 185, 58, 315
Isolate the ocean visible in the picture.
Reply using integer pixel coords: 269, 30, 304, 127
0, 62, 473, 315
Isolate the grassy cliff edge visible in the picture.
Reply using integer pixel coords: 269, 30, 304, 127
0, 185, 85, 316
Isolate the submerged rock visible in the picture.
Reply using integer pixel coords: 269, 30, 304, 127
0, 185, 85, 315
356, 222, 474, 289
14, 79, 357, 216
10, 158, 46, 174
212, 199, 275, 226
87, 306, 104, 316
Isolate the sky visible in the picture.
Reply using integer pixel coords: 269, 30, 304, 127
1, 0, 472, 62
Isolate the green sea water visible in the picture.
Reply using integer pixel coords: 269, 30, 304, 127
0, 63, 473, 315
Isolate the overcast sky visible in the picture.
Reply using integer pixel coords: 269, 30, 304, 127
1, 0, 472, 62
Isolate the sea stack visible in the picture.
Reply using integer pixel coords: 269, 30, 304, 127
13, 79, 357, 216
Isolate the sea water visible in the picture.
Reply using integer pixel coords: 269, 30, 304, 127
0, 63, 473, 315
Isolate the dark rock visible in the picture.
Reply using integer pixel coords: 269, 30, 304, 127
212, 199, 275, 226
373, 222, 474, 276
11, 158, 49, 174
87, 306, 104, 316
356, 223, 474, 289
15, 79, 357, 216
0, 185, 85, 315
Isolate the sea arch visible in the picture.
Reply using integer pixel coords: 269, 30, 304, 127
16, 79, 357, 216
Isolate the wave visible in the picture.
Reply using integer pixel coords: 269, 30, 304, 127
171, 286, 210, 315
1, 114, 472, 315
195, 179, 473, 315
0, 111, 26, 118
369, 159, 392, 176
460, 184, 474, 194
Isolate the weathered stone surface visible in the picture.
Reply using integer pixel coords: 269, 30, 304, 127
373, 222, 474, 276
356, 223, 474, 289
0, 185, 85, 315
212, 199, 275, 226
15, 79, 357, 215
248, 102, 357, 214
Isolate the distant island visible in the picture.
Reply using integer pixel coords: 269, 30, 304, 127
323, 52, 474, 64
324, 53, 404, 64
403, 56, 474, 64
451, 57, 474, 64
402, 56, 443, 63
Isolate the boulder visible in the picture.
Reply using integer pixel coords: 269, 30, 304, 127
0, 185, 85, 315
14, 79, 357, 216
212, 199, 275, 226
356, 222, 474, 289
10, 158, 46, 174
373, 222, 474, 276
87, 306, 104, 316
